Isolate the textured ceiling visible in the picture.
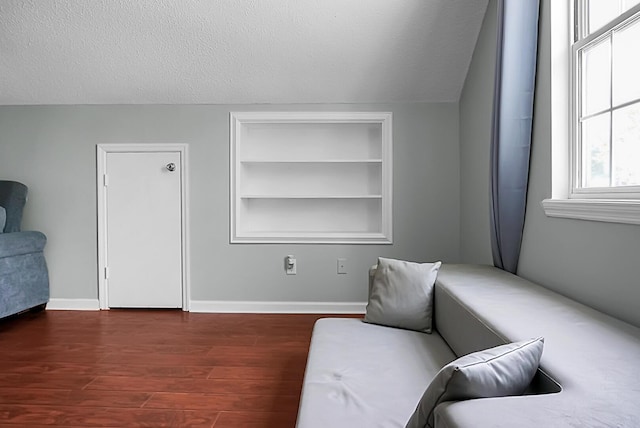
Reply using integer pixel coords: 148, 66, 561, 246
0, 0, 488, 105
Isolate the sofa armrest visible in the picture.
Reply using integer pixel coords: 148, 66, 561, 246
0, 231, 47, 259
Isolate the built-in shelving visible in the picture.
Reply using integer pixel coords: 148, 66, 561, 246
230, 111, 393, 244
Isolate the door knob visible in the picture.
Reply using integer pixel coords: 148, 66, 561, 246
166, 163, 176, 172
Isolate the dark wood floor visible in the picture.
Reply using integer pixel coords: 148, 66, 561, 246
0, 309, 357, 427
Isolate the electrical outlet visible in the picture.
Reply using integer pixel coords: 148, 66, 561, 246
285, 255, 297, 275
337, 258, 347, 274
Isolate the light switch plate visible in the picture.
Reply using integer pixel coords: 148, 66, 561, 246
286, 256, 297, 275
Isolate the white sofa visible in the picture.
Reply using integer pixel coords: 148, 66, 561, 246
296, 264, 640, 427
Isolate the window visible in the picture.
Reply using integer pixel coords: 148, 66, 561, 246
542, 1, 640, 224
572, 0, 640, 198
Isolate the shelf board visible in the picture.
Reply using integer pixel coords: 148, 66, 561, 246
240, 195, 383, 199
232, 231, 392, 244
239, 159, 382, 164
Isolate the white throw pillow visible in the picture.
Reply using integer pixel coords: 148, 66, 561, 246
406, 337, 544, 428
364, 257, 442, 333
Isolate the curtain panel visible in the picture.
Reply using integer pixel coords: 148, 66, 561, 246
490, 0, 540, 274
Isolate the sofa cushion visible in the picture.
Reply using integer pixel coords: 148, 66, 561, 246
0, 206, 5, 233
365, 258, 441, 333
406, 337, 544, 428
296, 318, 456, 428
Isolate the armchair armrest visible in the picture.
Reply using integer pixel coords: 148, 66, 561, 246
0, 231, 47, 259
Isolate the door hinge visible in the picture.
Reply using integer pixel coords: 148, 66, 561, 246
103, 174, 109, 187
104, 267, 110, 279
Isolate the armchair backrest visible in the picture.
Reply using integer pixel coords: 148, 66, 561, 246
0, 181, 28, 233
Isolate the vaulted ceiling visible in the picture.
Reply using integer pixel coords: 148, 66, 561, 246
0, 0, 488, 105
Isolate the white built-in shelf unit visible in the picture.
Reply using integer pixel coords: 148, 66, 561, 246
230, 111, 393, 244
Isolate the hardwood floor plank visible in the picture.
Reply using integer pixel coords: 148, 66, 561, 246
207, 365, 306, 381
0, 388, 72, 405
0, 425, 68, 428
0, 361, 213, 378
96, 352, 225, 366
85, 376, 303, 395
213, 411, 297, 428
0, 345, 111, 364
253, 335, 312, 347
144, 392, 299, 412
0, 373, 95, 390
105, 344, 213, 355
205, 345, 310, 367
0, 388, 151, 408
98, 347, 308, 368
0, 404, 219, 427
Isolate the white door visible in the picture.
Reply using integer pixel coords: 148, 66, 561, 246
105, 152, 183, 308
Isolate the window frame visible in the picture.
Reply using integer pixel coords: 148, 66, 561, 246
541, 0, 640, 225
570, 1, 640, 200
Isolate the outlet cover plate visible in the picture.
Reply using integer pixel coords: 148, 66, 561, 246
337, 258, 347, 274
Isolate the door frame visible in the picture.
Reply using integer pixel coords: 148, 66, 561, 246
96, 144, 190, 311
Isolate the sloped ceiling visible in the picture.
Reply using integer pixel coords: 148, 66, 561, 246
0, 0, 489, 105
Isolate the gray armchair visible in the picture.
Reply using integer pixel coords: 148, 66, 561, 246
0, 181, 49, 319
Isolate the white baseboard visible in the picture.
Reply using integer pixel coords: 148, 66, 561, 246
46, 298, 101, 311
45, 299, 365, 314
189, 300, 366, 314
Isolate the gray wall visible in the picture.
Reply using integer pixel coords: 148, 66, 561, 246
459, 0, 496, 265
459, 0, 640, 328
0, 103, 460, 304
518, 0, 640, 328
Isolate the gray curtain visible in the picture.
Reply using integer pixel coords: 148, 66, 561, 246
490, 0, 540, 274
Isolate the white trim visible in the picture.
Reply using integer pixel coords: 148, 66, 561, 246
46, 298, 100, 311
571, 186, 640, 199
541, 198, 640, 224
227, 232, 391, 245
229, 111, 391, 123
189, 300, 367, 314
550, 0, 572, 199
96, 144, 190, 311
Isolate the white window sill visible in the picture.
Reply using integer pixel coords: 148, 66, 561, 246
541, 199, 640, 225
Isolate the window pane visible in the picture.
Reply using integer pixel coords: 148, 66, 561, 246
613, 18, 640, 106
582, 113, 611, 188
588, 0, 622, 34
587, 0, 640, 35
612, 102, 640, 186
581, 38, 611, 116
